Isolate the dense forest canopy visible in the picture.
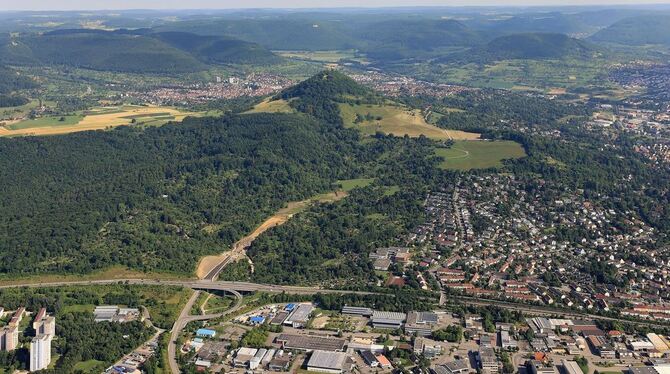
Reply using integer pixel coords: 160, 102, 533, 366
0, 66, 36, 93
0, 111, 364, 274
223, 130, 445, 286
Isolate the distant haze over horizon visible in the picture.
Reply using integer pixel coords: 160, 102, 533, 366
1, 0, 670, 11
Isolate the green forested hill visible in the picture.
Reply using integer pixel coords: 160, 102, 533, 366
589, 15, 670, 46
277, 69, 376, 124
151, 31, 280, 65
0, 112, 362, 274
445, 32, 601, 63
360, 19, 482, 60
244, 139, 437, 286
0, 29, 280, 73
472, 12, 589, 36
155, 19, 359, 51
0, 65, 35, 107
157, 18, 482, 60
0, 65, 37, 94
2, 29, 205, 73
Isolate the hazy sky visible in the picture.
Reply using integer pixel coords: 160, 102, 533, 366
1, 0, 669, 11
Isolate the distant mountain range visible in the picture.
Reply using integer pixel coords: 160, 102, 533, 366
440, 32, 602, 63
589, 15, 670, 46
151, 31, 280, 65
0, 29, 279, 73
359, 19, 482, 61
0, 9, 666, 74
155, 16, 616, 64
155, 18, 361, 51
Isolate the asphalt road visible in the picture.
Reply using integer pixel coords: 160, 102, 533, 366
0, 278, 380, 295
167, 289, 243, 374
203, 256, 233, 281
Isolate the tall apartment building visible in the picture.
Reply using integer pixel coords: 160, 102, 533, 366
34, 317, 56, 336
30, 334, 52, 372
33, 308, 56, 337
0, 326, 19, 351
8, 307, 25, 328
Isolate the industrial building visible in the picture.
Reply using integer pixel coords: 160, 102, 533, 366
478, 347, 499, 374
94, 305, 140, 323
196, 341, 229, 362
434, 359, 470, 374
376, 354, 392, 369
341, 306, 373, 317
234, 347, 258, 367
447, 359, 471, 374
250, 348, 267, 370
270, 311, 289, 325
360, 350, 379, 367
405, 311, 438, 336
499, 330, 518, 349
587, 335, 615, 359
284, 304, 314, 328
414, 337, 441, 358
527, 317, 554, 335
647, 333, 670, 352
629, 367, 662, 374
306, 350, 351, 374
269, 356, 291, 371
275, 334, 346, 352
527, 360, 558, 374
561, 360, 583, 374
373, 258, 391, 271
480, 335, 493, 348
196, 328, 216, 338
371, 311, 406, 329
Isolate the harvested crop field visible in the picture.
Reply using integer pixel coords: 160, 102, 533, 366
0, 105, 198, 137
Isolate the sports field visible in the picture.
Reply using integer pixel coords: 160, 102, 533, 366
339, 103, 480, 140
435, 140, 526, 170
0, 105, 198, 137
